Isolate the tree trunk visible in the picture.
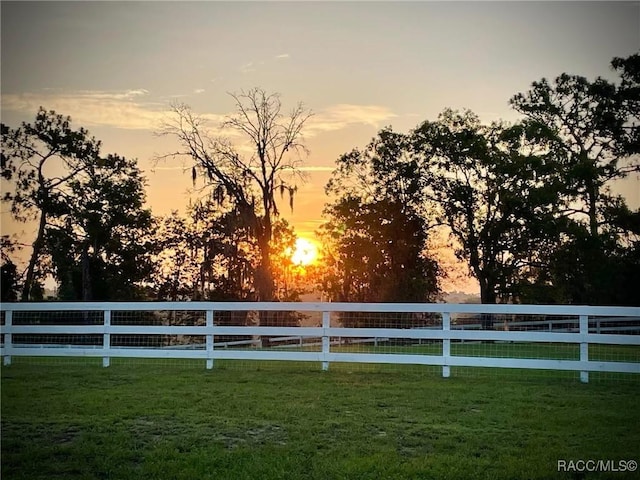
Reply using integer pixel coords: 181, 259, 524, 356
21, 211, 47, 301
587, 181, 599, 238
479, 276, 497, 330
81, 244, 92, 302
256, 217, 276, 347
255, 215, 275, 302
80, 245, 94, 330
255, 260, 274, 302
479, 275, 497, 304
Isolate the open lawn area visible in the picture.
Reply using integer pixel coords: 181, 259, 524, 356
2, 361, 639, 479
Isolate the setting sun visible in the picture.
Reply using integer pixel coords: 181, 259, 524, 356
291, 238, 318, 266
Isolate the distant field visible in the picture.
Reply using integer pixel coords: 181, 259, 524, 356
2, 361, 639, 480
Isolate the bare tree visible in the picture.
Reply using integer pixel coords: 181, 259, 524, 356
156, 88, 312, 303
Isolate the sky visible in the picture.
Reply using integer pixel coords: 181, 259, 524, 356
1, 0, 639, 293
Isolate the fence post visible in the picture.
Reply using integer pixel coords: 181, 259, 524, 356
322, 311, 330, 371
579, 314, 589, 383
206, 310, 214, 370
442, 312, 451, 378
103, 310, 111, 368
3, 310, 12, 366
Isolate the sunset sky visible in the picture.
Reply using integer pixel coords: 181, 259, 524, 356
2, 1, 639, 293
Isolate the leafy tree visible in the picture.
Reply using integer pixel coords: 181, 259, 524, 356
157, 88, 312, 309
509, 53, 640, 305
45, 154, 155, 301
148, 204, 255, 340
609, 53, 639, 156
189, 202, 252, 302
2, 108, 156, 301
411, 110, 559, 305
1, 259, 20, 302
0, 236, 22, 302
321, 197, 439, 303
321, 129, 440, 327
153, 203, 303, 302
152, 204, 303, 337
2, 108, 102, 300
509, 55, 639, 240
270, 219, 314, 302
543, 225, 640, 306
326, 128, 427, 214
152, 211, 200, 302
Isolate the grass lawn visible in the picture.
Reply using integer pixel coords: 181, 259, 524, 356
330, 342, 640, 363
2, 360, 639, 480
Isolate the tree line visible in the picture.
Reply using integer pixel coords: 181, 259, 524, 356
2, 54, 639, 308
322, 53, 639, 307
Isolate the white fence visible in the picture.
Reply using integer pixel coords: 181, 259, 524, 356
1, 302, 639, 383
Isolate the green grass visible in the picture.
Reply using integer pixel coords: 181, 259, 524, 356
332, 341, 640, 363
267, 340, 639, 362
2, 360, 639, 480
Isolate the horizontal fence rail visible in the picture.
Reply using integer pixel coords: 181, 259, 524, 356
1, 302, 639, 382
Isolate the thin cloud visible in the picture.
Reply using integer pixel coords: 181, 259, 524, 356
275, 53, 290, 59
240, 60, 267, 73
72, 88, 151, 100
240, 62, 255, 73
1, 90, 229, 132
193, 89, 205, 94
307, 104, 398, 136
2, 93, 396, 141
2, 90, 166, 130
126, 89, 150, 97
